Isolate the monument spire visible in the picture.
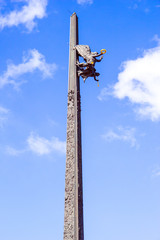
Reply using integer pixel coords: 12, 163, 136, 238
63, 12, 106, 240
63, 12, 84, 240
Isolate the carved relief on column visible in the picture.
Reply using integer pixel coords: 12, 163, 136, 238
64, 90, 75, 240
76, 90, 84, 240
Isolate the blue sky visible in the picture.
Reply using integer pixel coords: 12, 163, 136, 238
0, 0, 160, 239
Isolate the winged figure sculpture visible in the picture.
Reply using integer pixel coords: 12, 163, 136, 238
74, 45, 106, 83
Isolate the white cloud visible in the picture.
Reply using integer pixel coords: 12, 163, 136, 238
97, 87, 111, 101
99, 38, 160, 121
48, 118, 58, 127
0, 106, 9, 114
131, 4, 138, 10
0, 106, 9, 128
77, 0, 93, 5
152, 167, 160, 177
6, 132, 66, 156
27, 132, 66, 155
97, 38, 160, 121
113, 42, 160, 121
152, 34, 160, 45
6, 146, 26, 156
0, 49, 57, 89
0, 0, 48, 31
102, 126, 138, 148
153, 171, 160, 177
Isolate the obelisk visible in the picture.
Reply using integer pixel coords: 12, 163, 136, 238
63, 13, 84, 240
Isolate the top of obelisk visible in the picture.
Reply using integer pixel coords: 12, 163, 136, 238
71, 12, 77, 17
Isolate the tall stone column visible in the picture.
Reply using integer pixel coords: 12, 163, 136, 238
63, 13, 84, 240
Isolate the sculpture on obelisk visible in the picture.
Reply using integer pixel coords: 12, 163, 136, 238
75, 45, 106, 83
63, 12, 106, 240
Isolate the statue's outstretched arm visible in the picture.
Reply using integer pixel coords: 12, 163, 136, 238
93, 49, 106, 58
95, 55, 103, 62
93, 52, 103, 58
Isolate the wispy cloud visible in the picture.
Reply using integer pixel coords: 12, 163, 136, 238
6, 132, 66, 156
0, 106, 9, 114
97, 87, 111, 101
129, 0, 150, 12
152, 167, 160, 178
77, 0, 93, 5
144, 8, 150, 13
102, 126, 138, 148
0, 49, 57, 89
152, 34, 160, 45
48, 118, 58, 127
129, 3, 138, 10
0, 106, 9, 128
97, 88, 108, 101
0, 0, 48, 31
27, 132, 66, 155
6, 146, 26, 156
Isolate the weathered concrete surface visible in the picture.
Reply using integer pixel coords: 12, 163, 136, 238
64, 90, 76, 240
63, 13, 84, 240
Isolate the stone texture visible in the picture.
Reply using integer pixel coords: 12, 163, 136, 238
63, 12, 84, 240
64, 90, 76, 240
63, 89, 84, 240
